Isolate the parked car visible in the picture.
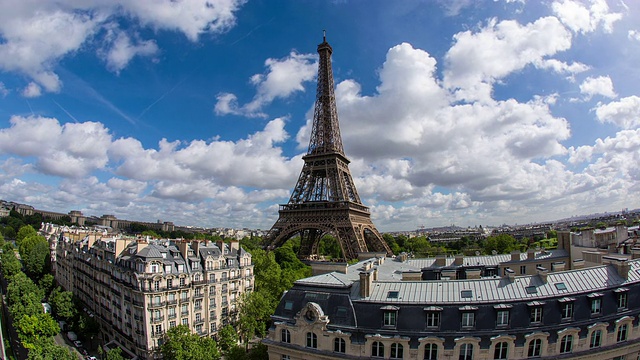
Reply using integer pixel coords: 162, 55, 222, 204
66, 331, 78, 342
79, 348, 89, 356
86, 357, 98, 360
73, 340, 83, 348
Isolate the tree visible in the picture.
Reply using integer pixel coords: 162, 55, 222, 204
16, 313, 60, 348
39, 274, 56, 298
49, 287, 76, 321
22, 236, 51, 279
225, 346, 248, 360
27, 337, 76, 360
141, 230, 160, 239
247, 343, 269, 360
7, 271, 43, 307
0, 230, 5, 247
483, 234, 517, 255
1, 244, 22, 278
16, 225, 37, 247
237, 291, 272, 348
160, 325, 220, 360
105, 347, 125, 360
217, 324, 238, 354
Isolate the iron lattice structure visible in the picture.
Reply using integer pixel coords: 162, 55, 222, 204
266, 36, 392, 261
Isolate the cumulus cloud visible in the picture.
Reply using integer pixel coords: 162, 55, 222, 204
579, 75, 617, 99
215, 52, 317, 117
444, 17, 573, 102
629, 30, 640, 41
21, 82, 41, 98
0, 82, 9, 97
552, 0, 622, 34
594, 96, 640, 129
0, 0, 245, 92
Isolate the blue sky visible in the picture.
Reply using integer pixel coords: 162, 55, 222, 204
0, 0, 639, 231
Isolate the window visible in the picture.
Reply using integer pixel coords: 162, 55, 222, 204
155, 324, 162, 334
154, 281, 160, 291
561, 302, 573, 320
426, 312, 440, 328
280, 329, 290, 343
334, 338, 345, 353
167, 279, 173, 288
527, 338, 542, 357
387, 291, 399, 299
180, 277, 186, 287
496, 310, 509, 326
384, 311, 397, 327
459, 343, 473, 360
555, 282, 567, 291
306, 332, 317, 348
494, 342, 508, 360
181, 318, 188, 326
525, 286, 538, 294
195, 313, 202, 322
617, 324, 628, 342
530, 307, 543, 323
461, 312, 475, 328
590, 330, 602, 348
560, 335, 572, 353
618, 292, 628, 309
372, 341, 384, 357
590, 298, 602, 315
391, 343, 403, 359
169, 321, 176, 328
281, 356, 290, 360
461, 290, 473, 298
424, 344, 438, 360
520, 265, 526, 274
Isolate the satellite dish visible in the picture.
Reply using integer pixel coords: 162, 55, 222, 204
492, 250, 497, 255
475, 251, 480, 256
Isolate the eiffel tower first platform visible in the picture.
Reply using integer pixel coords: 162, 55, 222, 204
265, 34, 392, 261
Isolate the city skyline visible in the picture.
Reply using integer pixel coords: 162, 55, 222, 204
1, 1, 639, 232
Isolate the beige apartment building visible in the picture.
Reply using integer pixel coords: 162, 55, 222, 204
55, 234, 253, 359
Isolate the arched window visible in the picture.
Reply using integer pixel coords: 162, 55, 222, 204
617, 324, 628, 342
372, 341, 384, 358
306, 332, 317, 348
527, 338, 542, 357
391, 343, 403, 359
590, 330, 602, 348
424, 344, 438, 360
459, 343, 473, 360
559, 335, 572, 353
280, 329, 290, 343
493, 342, 508, 359
334, 338, 346, 353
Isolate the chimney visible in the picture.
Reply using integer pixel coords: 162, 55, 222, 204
216, 240, 225, 254
536, 266, 548, 283
360, 271, 372, 297
136, 239, 148, 253
229, 239, 240, 252
527, 248, 536, 260
177, 240, 190, 260
602, 256, 630, 280
435, 255, 446, 267
504, 267, 515, 281
631, 247, 640, 260
114, 237, 134, 257
511, 250, 521, 262
572, 259, 585, 270
454, 254, 463, 266
466, 268, 481, 279
192, 240, 201, 255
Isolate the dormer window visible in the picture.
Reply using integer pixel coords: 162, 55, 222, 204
459, 305, 477, 329
527, 301, 545, 324
424, 306, 442, 329
615, 288, 629, 309
381, 305, 399, 328
588, 293, 603, 316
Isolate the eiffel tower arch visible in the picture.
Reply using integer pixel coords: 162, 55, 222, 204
265, 34, 392, 261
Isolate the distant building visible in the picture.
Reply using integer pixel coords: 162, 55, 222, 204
55, 234, 254, 359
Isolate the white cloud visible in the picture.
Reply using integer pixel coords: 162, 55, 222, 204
215, 52, 317, 117
629, 30, 640, 41
579, 75, 617, 99
443, 17, 573, 102
21, 82, 41, 98
0, 0, 245, 93
594, 96, 640, 129
552, 0, 622, 34
100, 27, 159, 73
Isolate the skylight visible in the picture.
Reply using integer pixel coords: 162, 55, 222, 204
387, 291, 399, 299
525, 286, 538, 294
555, 282, 567, 291
461, 290, 473, 299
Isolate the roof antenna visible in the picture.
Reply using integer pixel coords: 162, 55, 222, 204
323, 29, 326, 42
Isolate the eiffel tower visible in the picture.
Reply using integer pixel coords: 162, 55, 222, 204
266, 34, 392, 261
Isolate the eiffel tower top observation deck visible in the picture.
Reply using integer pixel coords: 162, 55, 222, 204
265, 33, 392, 261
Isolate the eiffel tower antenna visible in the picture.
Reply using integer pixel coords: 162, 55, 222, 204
265, 34, 392, 261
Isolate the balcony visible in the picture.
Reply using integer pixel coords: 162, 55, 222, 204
194, 318, 205, 325
151, 330, 164, 338
148, 301, 166, 308
180, 297, 189, 303
167, 299, 177, 305
168, 313, 177, 319
151, 316, 164, 323
181, 310, 189, 316
194, 293, 204, 299
194, 306, 203, 311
